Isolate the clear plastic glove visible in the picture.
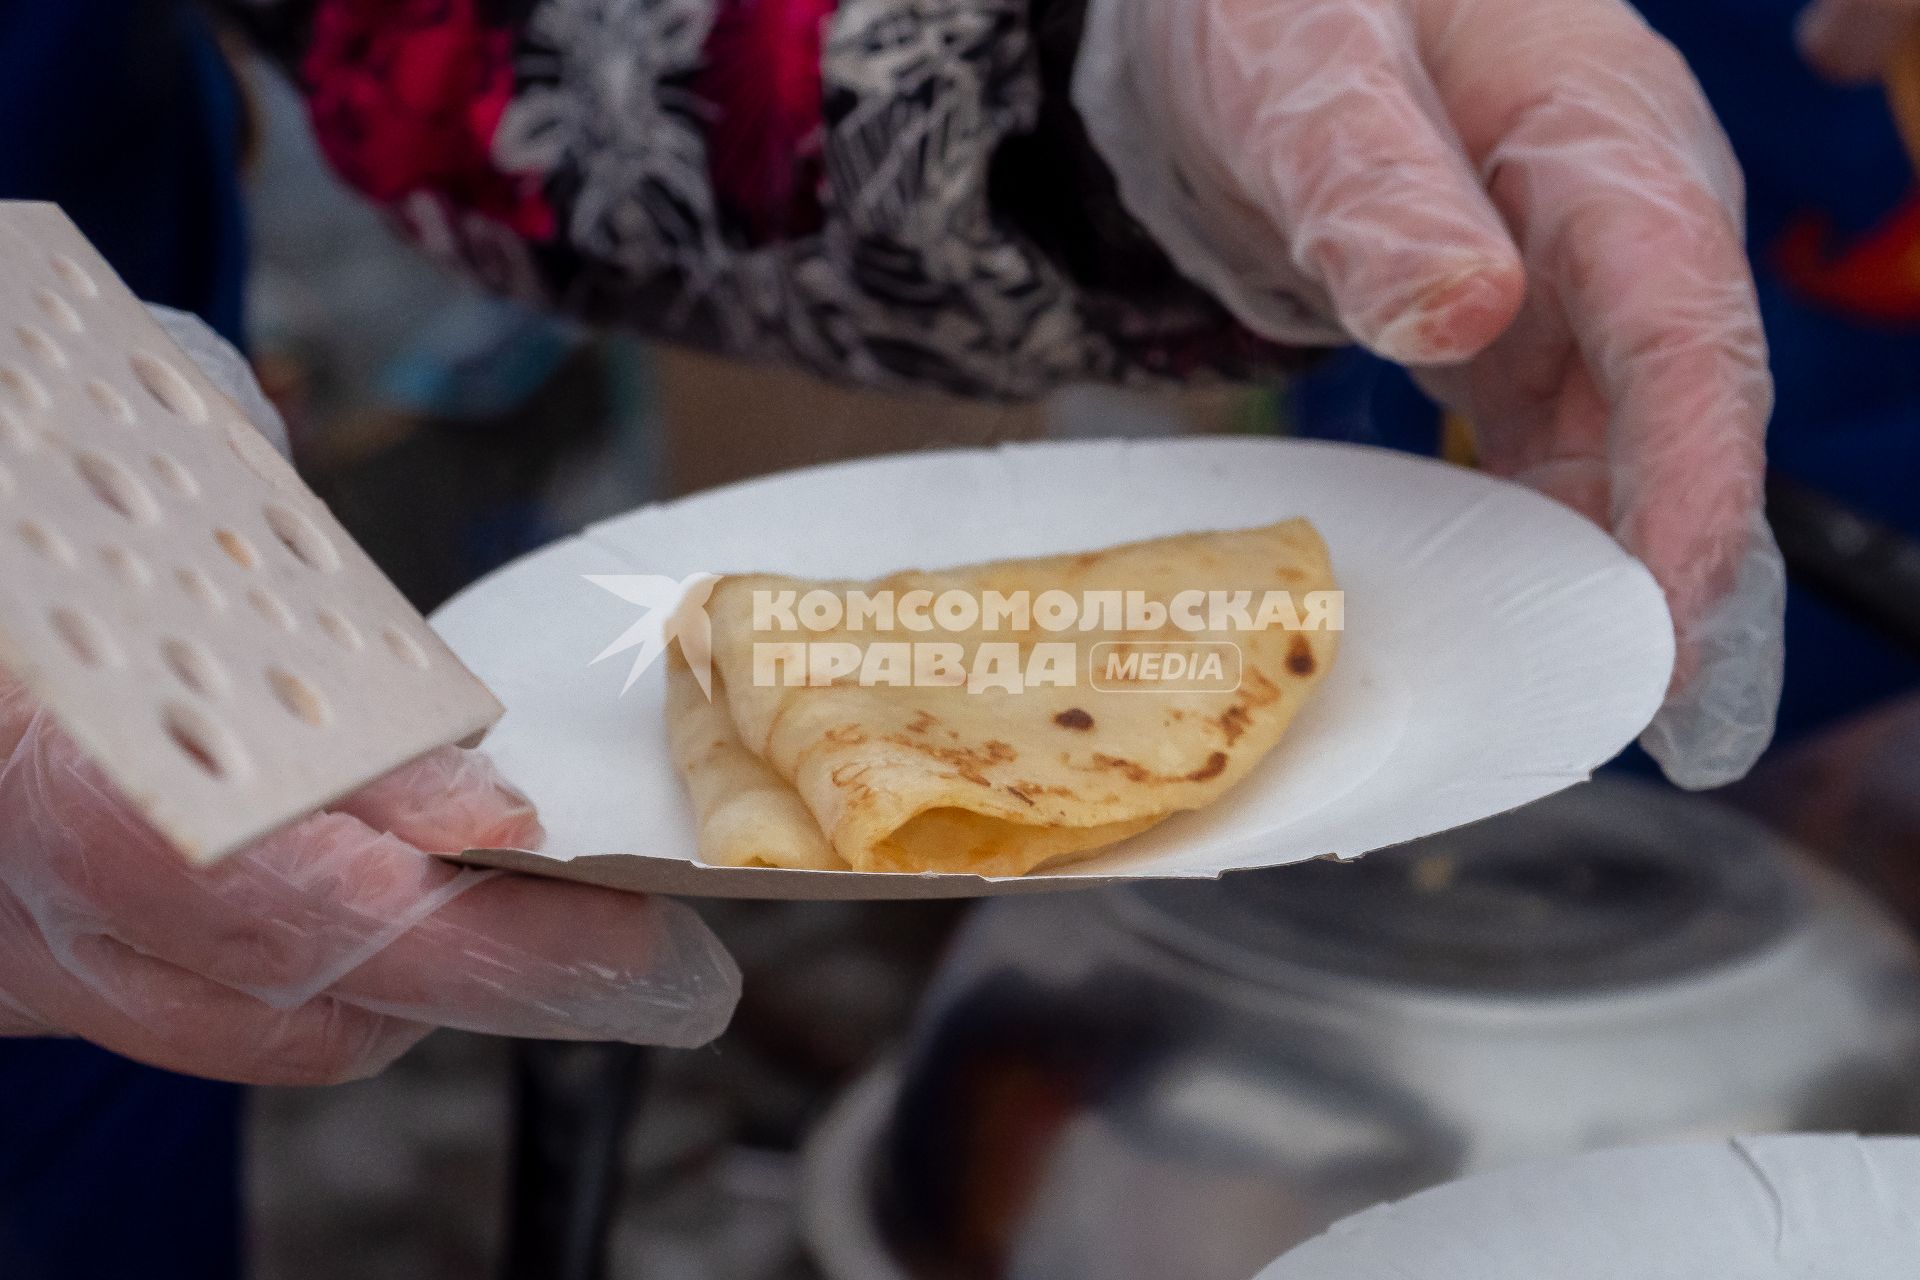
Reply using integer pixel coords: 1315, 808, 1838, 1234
1076, 0, 1785, 787
1797, 0, 1920, 82
0, 314, 740, 1083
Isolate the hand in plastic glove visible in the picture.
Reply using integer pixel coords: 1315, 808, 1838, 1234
0, 313, 739, 1083
1076, 0, 1784, 787
1798, 0, 1920, 82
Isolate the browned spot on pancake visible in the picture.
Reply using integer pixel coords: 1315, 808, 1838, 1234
905, 710, 939, 734
1286, 635, 1316, 676
1090, 753, 1151, 783
1053, 707, 1094, 731
878, 736, 1019, 787
1100, 643, 1145, 681
829, 763, 877, 811
824, 724, 867, 746
1186, 751, 1229, 782
1196, 674, 1276, 746
1086, 750, 1229, 785
1005, 784, 1037, 806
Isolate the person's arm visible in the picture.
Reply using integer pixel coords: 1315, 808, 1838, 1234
216, 0, 1783, 786
215, 0, 1307, 397
0, 674, 738, 1082
0, 312, 738, 1083
1077, 0, 1780, 788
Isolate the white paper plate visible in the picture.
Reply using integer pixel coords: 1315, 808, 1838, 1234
1255, 1135, 1920, 1280
433, 438, 1672, 899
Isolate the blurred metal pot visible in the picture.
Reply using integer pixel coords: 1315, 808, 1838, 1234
801, 778, 1920, 1280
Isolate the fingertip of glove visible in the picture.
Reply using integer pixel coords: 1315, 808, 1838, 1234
1641, 538, 1786, 791
441, 751, 545, 849
465, 799, 545, 854
1369, 261, 1525, 365
338, 745, 546, 853
627, 895, 743, 1049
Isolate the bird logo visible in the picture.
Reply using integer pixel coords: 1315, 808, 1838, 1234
584, 572, 719, 697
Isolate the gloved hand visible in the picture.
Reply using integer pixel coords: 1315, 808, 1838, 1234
0, 313, 740, 1084
1797, 0, 1920, 82
1076, 0, 1784, 787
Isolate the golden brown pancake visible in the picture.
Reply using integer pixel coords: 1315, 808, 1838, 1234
666, 519, 1339, 875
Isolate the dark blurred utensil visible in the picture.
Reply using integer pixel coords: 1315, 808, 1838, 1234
500, 1041, 647, 1280
1768, 473, 1920, 660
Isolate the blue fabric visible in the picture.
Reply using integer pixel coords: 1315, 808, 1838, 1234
0, 0, 249, 341
1290, 0, 1920, 748
0, 1041, 243, 1279
0, 3, 249, 1278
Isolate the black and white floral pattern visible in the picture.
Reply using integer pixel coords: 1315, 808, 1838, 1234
222, 0, 1299, 397
494, 0, 738, 334
489, 0, 1119, 394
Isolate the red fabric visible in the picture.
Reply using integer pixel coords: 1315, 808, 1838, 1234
697, 0, 837, 243
302, 0, 554, 240
1774, 193, 1920, 326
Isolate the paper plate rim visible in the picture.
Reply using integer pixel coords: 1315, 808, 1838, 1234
1255, 1133, 1920, 1280
436, 436, 1674, 900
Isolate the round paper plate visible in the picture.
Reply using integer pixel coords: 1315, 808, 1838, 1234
432, 438, 1672, 899
1255, 1135, 1920, 1280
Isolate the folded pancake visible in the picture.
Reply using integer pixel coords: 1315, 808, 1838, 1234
666, 519, 1339, 875
665, 653, 843, 871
